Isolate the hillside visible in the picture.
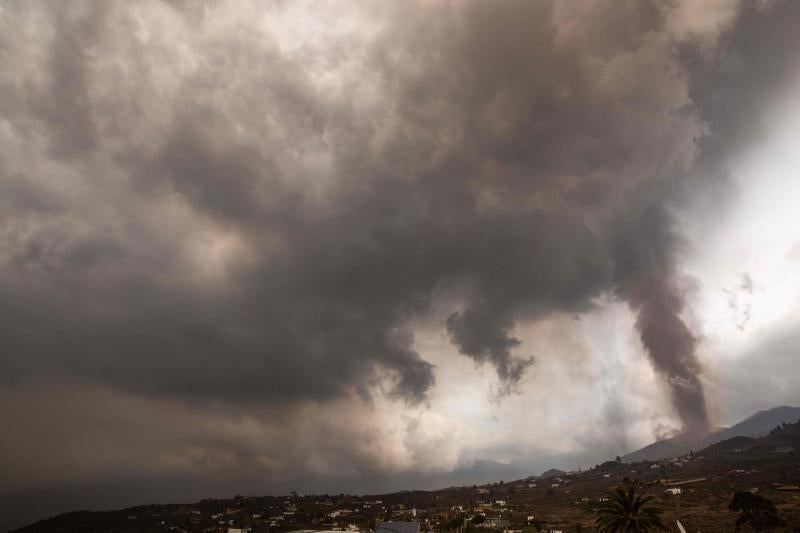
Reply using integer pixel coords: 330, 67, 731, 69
623, 405, 800, 462
715, 406, 800, 441
538, 469, 566, 479
12, 408, 800, 532
697, 436, 756, 455
15, 426, 800, 533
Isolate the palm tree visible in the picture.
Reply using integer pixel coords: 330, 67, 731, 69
595, 482, 666, 532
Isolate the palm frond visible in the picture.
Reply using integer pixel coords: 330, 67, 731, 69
595, 482, 666, 532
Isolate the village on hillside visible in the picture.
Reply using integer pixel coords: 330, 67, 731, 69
17, 421, 800, 533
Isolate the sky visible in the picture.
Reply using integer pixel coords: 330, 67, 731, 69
2, 0, 800, 524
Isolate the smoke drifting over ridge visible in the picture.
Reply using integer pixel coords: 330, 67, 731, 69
1, 0, 800, 514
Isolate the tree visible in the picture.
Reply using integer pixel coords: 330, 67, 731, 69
447, 514, 466, 531
729, 491, 785, 531
595, 483, 665, 532
471, 514, 485, 526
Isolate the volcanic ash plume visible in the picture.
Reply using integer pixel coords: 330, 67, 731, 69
614, 206, 710, 435
629, 276, 710, 434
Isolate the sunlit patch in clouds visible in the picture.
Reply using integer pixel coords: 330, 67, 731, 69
409, 299, 678, 469
687, 95, 800, 341
685, 89, 800, 423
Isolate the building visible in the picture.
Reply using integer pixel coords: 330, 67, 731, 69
482, 514, 508, 528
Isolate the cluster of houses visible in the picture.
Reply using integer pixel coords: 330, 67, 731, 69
108, 458, 732, 533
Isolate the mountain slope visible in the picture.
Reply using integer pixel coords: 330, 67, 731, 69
623, 406, 800, 462
538, 469, 566, 479
715, 406, 800, 441
696, 435, 756, 455
698, 419, 800, 456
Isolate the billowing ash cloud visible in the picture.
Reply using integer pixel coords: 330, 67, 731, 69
1, 0, 800, 515
0, 0, 677, 405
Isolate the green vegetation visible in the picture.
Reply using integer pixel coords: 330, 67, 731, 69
728, 491, 785, 531
470, 514, 485, 526
595, 483, 665, 532
446, 514, 465, 530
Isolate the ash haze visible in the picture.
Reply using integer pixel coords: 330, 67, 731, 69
2, 0, 800, 528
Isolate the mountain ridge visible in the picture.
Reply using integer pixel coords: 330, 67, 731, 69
14, 417, 800, 532
622, 405, 800, 462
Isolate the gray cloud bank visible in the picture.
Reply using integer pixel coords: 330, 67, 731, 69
1, 0, 800, 526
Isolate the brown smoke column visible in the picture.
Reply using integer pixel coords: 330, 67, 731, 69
614, 205, 710, 434
628, 275, 709, 434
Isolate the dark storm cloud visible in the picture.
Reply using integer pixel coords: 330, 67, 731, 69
2, 0, 800, 503
32, 3, 107, 159
1, 0, 673, 404
447, 304, 528, 388
684, 0, 800, 185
